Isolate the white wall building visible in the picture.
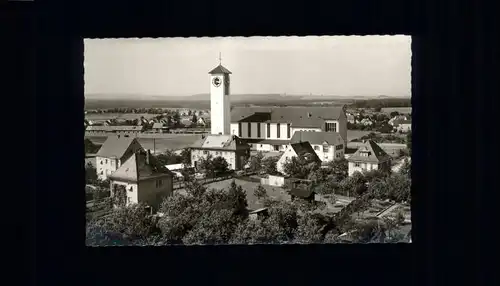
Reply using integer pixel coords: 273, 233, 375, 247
347, 140, 392, 176
109, 150, 174, 212
190, 134, 251, 171
289, 131, 345, 162
229, 106, 347, 152
95, 136, 144, 180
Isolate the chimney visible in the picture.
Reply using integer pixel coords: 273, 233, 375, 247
146, 149, 151, 165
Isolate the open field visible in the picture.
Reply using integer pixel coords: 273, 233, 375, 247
381, 107, 412, 114
346, 130, 373, 141
85, 113, 158, 121
87, 134, 201, 153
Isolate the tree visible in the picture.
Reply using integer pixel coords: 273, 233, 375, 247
294, 213, 326, 244
326, 157, 349, 181
212, 156, 230, 177
253, 184, 268, 201
378, 123, 394, 133
97, 203, 160, 240
85, 161, 97, 183
191, 114, 198, 125
362, 169, 390, 183
182, 209, 239, 245
406, 131, 412, 155
173, 111, 181, 126
248, 152, 264, 173
390, 111, 400, 117
339, 172, 368, 197
399, 158, 411, 177
262, 156, 279, 175
155, 150, 182, 166
282, 154, 320, 179
180, 148, 191, 165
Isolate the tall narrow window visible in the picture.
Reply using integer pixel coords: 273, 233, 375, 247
238, 122, 242, 137
277, 123, 281, 138
287, 123, 291, 138
257, 123, 261, 138
248, 122, 252, 138
267, 123, 270, 137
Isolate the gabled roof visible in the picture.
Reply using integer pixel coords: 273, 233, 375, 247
96, 136, 142, 159
208, 64, 232, 74
109, 150, 173, 182
230, 106, 344, 127
290, 131, 344, 146
347, 140, 391, 163
289, 142, 321, 163
191, 135, 250, 151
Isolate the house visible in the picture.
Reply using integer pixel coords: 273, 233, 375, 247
197, 117, 206, 126
85, 125, 144, 136
290, 131, 345, 162
347, 140, 392, 176
229, 106, 348, 152
190, 134, 251, 171
248, 208, 269, 220
109, 150, 174, 212
95, 136, 144, 180
277, 142, 321, 175
394, 120, 412, 133
152, 123, 167, 133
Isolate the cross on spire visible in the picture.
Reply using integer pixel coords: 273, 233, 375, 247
219, 52, 222, 65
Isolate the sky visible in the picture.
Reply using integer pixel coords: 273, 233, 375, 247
84, 36, 411, 97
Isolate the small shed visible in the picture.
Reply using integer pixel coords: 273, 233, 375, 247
288, 180, 315, 202
248, 208, 269, 220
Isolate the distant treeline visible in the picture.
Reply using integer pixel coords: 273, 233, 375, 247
348, 98, 411, 109
85, 97, 410, 111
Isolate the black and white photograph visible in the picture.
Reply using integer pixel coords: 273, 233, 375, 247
84, 36, 412, 246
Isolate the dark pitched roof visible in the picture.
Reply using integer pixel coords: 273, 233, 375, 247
290, 187, 315, 198
96, 136, 142, 159
230, 106, 344, 127
347, 140, 391, 163
191, 134, 250, 151
109, 150, 173, 182
290, 131, 344, 146
208, 64, 232, 74
289, 142, 321, 163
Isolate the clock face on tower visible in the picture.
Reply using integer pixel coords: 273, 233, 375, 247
212, 77, 221, 87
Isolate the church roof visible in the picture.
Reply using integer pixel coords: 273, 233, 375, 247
208, 64, 232, 74
231, 106, 344, 128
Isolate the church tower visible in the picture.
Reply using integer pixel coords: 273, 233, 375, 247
208, 54, 232, 135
